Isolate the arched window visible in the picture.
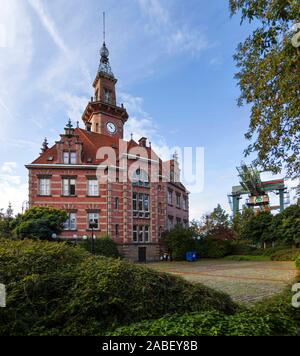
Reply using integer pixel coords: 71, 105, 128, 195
132, 168, 149, 188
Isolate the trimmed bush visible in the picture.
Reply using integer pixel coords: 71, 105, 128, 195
0, 239, 88, 285
107, 310, 297, 336
80, 236, 121, 258
0, 240, 237, 336
196, 238, 233, 258
270, 248, 300, 261
224, 255, 270, 262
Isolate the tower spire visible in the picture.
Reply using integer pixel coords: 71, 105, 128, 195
103, 12, 106, 44
98, 12, 114, 78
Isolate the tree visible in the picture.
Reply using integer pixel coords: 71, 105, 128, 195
162, 225, 197, 261
269, 205, 300, 246
13, 207, 68, 240
0, 204, 15, 239
241, 210, 273, 245
230, 0, 300, 178
210, 205, 230, 229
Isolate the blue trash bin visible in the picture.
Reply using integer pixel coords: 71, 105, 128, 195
186, 251, 198, 262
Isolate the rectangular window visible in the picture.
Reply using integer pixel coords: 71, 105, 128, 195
168, 216, 174, 231
115, 224, 119, 237
39, 178, 51, 196
64, 212, 77, 231
62, 178, 76, 196
144, 226, 149, 242
115, 197, 119, 210
176, 217, 182, 225
168, 190, 173, 205
176, 194, 181, 208
63, 152, 76, 164
183, 196, 188, 210
133, 225, 138, 242
133, 225, 150, 243
87, 212, 99, 230
87, 179, 99, 196
133, 193, 150, 218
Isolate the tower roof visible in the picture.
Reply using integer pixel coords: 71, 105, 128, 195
98, 42, 114, 78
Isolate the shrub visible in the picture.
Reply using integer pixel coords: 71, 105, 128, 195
0, 240, 237, 336
80, 236, 121, 258
0, 239, 88, 285
224, 255, 270, 262
270, 248, 300, 261
196, 238, 233, 258
162, 225, 197, 260
107, 310, 296, 336
12, 207, 67, 240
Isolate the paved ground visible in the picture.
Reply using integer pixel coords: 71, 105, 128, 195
148, 259, 298, 304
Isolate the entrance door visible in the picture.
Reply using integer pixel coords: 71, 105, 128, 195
138, 247, 147, 263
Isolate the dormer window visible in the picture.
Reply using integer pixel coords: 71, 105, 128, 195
63, 152, 76, 165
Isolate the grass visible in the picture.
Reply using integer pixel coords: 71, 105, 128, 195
224, 255, 271, 262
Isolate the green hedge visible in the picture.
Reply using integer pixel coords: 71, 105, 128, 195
107, 310, 297, 336
270, 248, 300, 261
79, 236, 121, 258
0, 240, 237, 336
196, 238, 233, 258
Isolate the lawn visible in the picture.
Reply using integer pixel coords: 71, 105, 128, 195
147, 259, 298, 304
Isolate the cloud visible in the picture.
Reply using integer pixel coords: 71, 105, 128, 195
0, 162, 27, 214
137, 0, 208, 56
28, 0, 69, 54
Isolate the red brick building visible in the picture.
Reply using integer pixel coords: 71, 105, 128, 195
26, 41, 189, 262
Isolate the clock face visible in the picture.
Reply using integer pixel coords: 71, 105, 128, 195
106, 122, 116, 134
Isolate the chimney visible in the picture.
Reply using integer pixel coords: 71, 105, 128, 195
138, 137, 147, 147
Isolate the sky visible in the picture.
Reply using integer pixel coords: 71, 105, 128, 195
0, 0, 298, 219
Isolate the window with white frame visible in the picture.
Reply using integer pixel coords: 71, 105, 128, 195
62, 178, 76, 196
176, 193, 181, 208
63, 151, 77, 164
133, 225, 138, 242
132, 225, 150, 243
133, 192, 150, 218
87, 179, 99, 196
64, 212, 77, 231
168, 190, 173, 205
87, 212, 99, 230
38, 178, 51, 196
132, 169, 149, 188
183, 196, 188, 210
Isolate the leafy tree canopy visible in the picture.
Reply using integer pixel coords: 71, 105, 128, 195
13, 207, 67, 240
230, 0, 300, 178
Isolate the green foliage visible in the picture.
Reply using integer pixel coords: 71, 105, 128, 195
196, 238, 233, 258
241, 211, 273, 244
0, 240, 237, 336
80, 236, 121, 258
270, 248, 300, 261
210, 204, 230, 229
224, 255, 271, 261
296, 255, 300, 269
13, 207, 68, 240
162, 225, 197, 260
0, 239, 88, 285
107, 310, 296, 336
230, 0, 300, 177
268, 205, 300, 246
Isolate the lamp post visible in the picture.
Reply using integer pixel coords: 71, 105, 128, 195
89, 220, 97, 255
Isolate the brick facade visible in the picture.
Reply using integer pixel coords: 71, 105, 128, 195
26, 41, 189, 262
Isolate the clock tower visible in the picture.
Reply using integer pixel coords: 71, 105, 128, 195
82, 38, 128, 139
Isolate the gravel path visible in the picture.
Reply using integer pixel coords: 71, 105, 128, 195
148, 260, 298, 304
